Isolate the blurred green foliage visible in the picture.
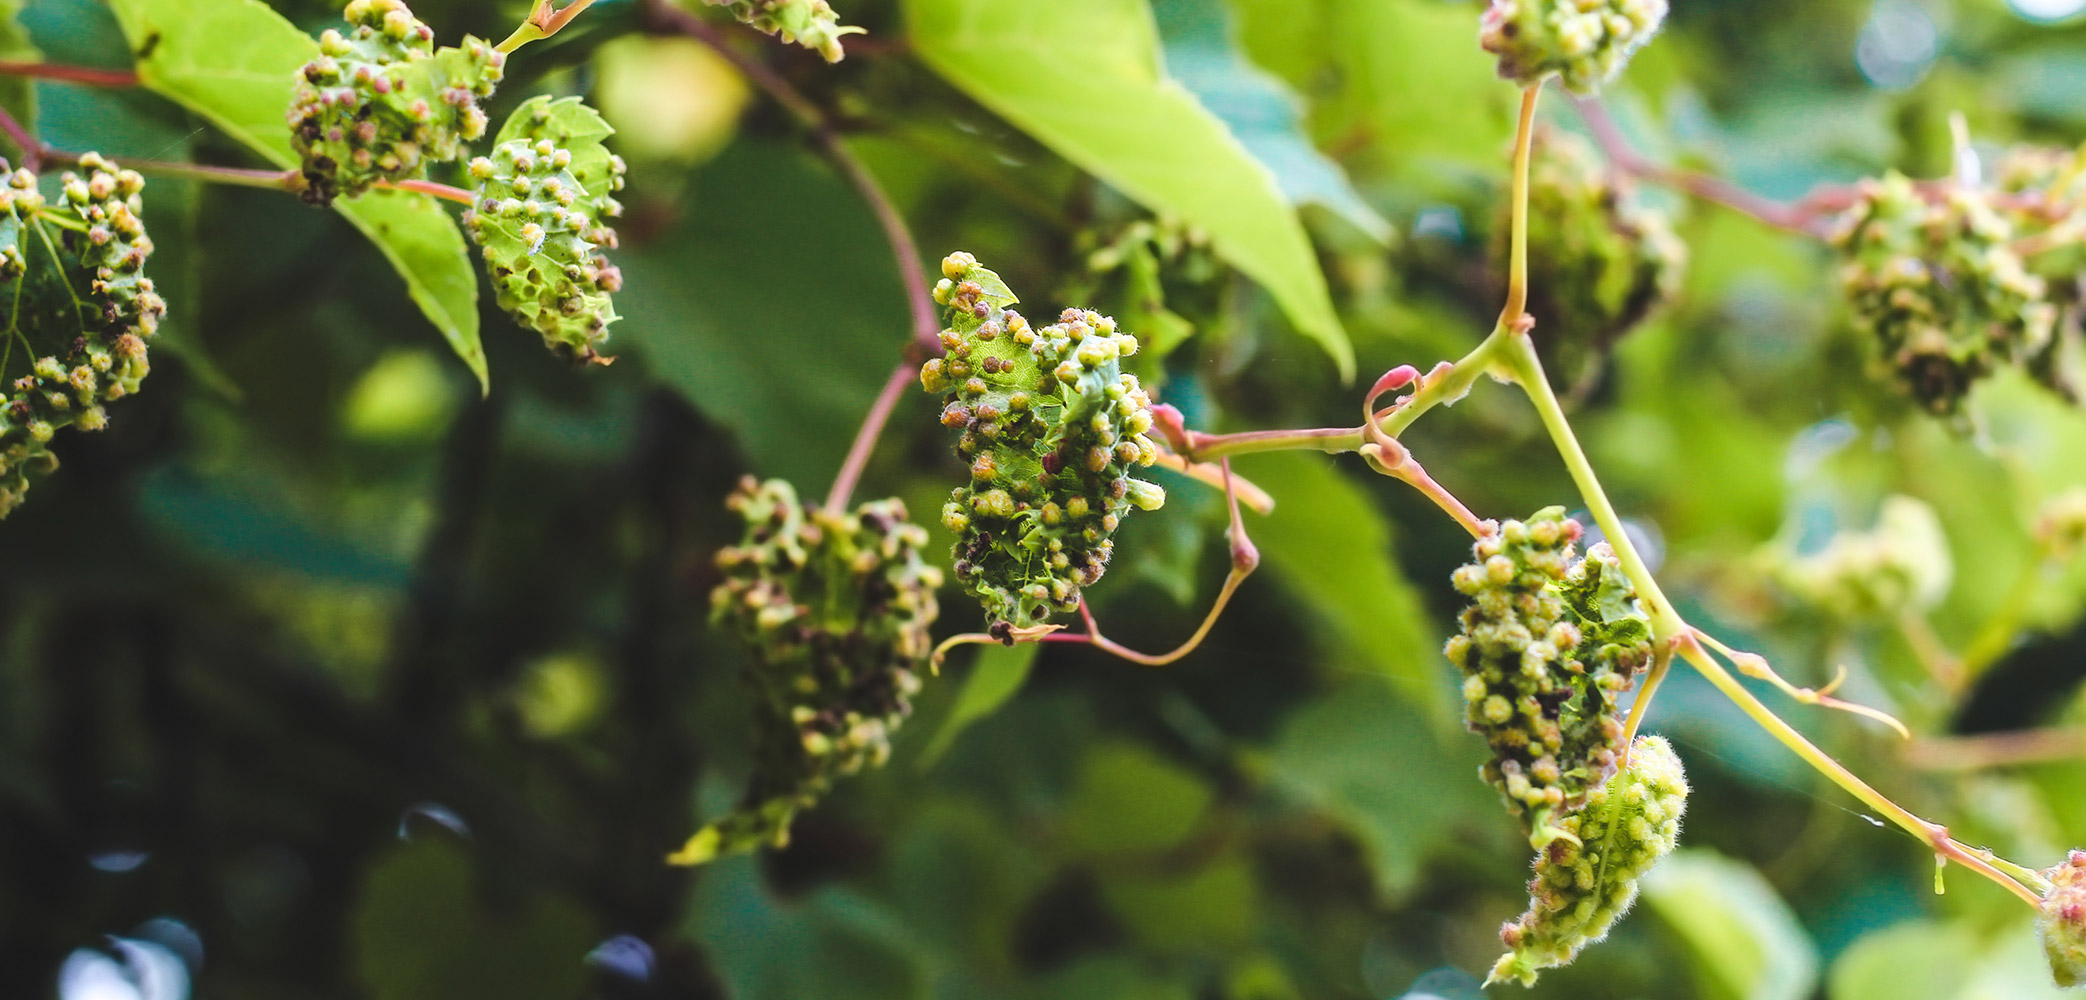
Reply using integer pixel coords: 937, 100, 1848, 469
2, 0, 2086, 998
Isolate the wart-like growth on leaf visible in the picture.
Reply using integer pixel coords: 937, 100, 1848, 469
462, 96, 626, 365
1489, 734, 1688, 987
1445, 507, 1654, 847
670, 478, 942, 867
704, 0, 864, 62
1833, 173, 2055, 416
289, 0, 504, 206
0, 155, 164, 518
921, 253, 1166, 638
1505, 129, 1685, 393
1479, 0, 1668, 94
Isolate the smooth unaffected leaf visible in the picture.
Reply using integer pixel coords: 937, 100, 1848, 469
1151, 0, 1390, 243
1249, 452, 1446, 717
920, 642, 1040, 768
105, 0, 486, 389
905, 0, 1355, 378
1642, 850, 1819, 1000
615, 140, 911, 487
1264, 681, 1493, 896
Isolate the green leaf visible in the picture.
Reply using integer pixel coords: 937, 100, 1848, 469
1641, 850, 1820, 1000
1248, 452, 1447, 718
905, 0, 1355, 379
1150, 0, 1390, 243
1829, 921, 1976, 1000
105, 0, 486, 390
919, 641, 1039, 768
1056, 740, 1211, 856
616, 140, 912, 487
1263, 680, 1495, 897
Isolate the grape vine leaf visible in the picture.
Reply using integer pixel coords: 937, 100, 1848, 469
104, 0, 487, 391
905, 0, 1357, 380
1642, 850, 1819, 1000
920, 642, 1040, 768
1150, 0, 1391, 244
1250, 452, 1446, 719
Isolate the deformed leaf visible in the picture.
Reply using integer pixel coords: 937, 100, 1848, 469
105, 0, 487, 389
904, 0, 1355, 378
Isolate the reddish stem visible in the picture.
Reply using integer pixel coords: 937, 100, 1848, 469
378, 177, 478, 205
1574, 97, 1828, 236
0, 60, 139, 88
825, 362, 916, 513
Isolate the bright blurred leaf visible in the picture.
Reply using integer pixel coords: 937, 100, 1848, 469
1642, 850, 1819, 1000
1151, 0, 1390, 243
905, 0, 1355, 378
1829, 920, 1975, 1000
0, 0, 37, 132
343, 349, 459, 441
104, 0, 487, 389
1227, 0, 1516, 182
592, 35, 750, 165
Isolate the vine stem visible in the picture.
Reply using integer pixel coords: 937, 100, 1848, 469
1675, 636, 2043, 908
0, 61, 140, 88
1574, 97, 1826, 236
1498, 86, 1541, 332
1490, 82, 2041, 910
27, 130, 479, 204
824, 362, 914, 514
647, 0, 942, 512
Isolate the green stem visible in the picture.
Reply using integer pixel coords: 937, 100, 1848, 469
1677, 638, 2042, 908
1495, 331, 1684, 637
1488, 74, 2041, 912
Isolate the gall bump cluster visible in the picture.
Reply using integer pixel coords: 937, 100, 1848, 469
1490, 734, 1688, 987
921, 252, 1166, 638
1479, 0, 1668, 95
1832, 174, 2055, 416
289, 0, 503, 206
704, 0, 865, 63
1446, 507, 1654, 847
463, 96, 627, 365
672, 477, 942, 866
0, 154, 164, 517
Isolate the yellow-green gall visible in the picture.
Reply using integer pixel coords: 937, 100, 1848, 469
2041, 850, 2086, 988
1489, 735, 1688, 987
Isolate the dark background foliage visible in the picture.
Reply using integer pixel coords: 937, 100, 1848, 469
4, 0, 2086, 997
